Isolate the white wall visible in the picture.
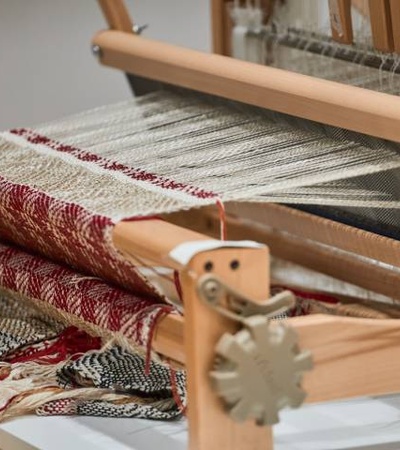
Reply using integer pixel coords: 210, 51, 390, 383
0, 0, 211, 129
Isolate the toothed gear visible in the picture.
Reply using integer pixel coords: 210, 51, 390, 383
210, 316, 313, 426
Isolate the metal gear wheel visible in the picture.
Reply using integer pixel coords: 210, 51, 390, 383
210, 315, 313, 426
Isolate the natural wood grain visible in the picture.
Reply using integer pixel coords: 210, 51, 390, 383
152, 313, 185, 364
224, 203, 400, 269
292, 314, 400, 402
165, 207, 400, 300
154, 310, 400, 404
92, 30, 400, 142
368, 0, 394, 52
182, 247, 272, 450
98, 0, 133, 32
389, 0, 400, 52
211, 0, 228, 55
112, 219, 209, 270
329, 0, 354, 44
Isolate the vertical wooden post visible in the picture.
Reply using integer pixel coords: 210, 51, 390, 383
389, 0, 400, 52
329, 0, 354, 44
211, 0, 231, 55
98, 0, 134, 32
368, 0, 394, 52
182, 247, 273, 450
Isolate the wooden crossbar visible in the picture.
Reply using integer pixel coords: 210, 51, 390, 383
92, 30, 400, 142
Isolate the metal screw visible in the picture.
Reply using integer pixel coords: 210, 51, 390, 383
202, 279, 221, 303
91, 45, 102, 58
132, 24, 149, 35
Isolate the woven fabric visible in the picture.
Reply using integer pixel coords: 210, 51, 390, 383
37, 346, 186, 420
0, 292, 63, 360
0, 289, 185, 422
0, 177, 157, 297
0, 242, 176, 349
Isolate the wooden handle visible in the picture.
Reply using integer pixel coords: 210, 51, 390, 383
93, 30, 400, 142
369, 0, 394, 52
98, 0, 133, 32
329, 0, 354, 44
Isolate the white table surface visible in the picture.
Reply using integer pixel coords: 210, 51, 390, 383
2, 395, 400, 450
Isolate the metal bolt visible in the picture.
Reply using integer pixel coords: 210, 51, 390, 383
91, 45, 102, 58
203, 279, 221, 303
132, 24, 149, 35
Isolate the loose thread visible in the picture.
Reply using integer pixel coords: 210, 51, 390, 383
169, 367, 187, 416
144, 306, 175, 376
173, 270, 184, 303
216, 199, 227, 241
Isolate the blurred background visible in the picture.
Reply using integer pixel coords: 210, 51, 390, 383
0, 0, 211, 129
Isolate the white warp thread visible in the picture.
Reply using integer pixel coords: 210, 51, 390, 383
2, 90, 400, 220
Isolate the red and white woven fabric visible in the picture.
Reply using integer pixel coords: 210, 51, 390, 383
0, 242, 174, 349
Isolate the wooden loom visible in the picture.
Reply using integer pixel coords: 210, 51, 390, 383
94, 1, 400, 449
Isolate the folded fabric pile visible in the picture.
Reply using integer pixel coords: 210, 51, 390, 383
0, 287, 186, 422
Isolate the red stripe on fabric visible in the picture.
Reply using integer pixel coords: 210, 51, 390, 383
170, 368, 187, 416
0, 175, 157, 298
5, 327, 101, 365
0, 242, 173, 348
272, 285, 340, 305
10, 129, 218, 200
173, 270, 183, 303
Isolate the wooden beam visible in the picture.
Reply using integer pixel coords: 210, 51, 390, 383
92, 30, 400, 143
113, 219, 209, 270
211, 0, 229, 55
293, 314, 400, 402
368, 0, 394, 52
389, 0, 400, 52
166, 207, 400, 300
114, 218, 273, 449
224, 203, 400, 270
98, 0, 133, 32
154, 309, 400, 404
182, 246, 272, 450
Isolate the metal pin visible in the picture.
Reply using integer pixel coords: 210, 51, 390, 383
91, 44, 102, 58
133, 24, 149, 35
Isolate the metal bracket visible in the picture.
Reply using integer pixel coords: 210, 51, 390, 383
197, 274, 312, 426
197, 273, 295, 322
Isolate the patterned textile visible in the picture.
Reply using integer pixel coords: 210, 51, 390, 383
37, 346, 186, 420
0, 242, 176, 349
1, 90, 400, 300
0, 292, 63, 360
0, 176, 157, 297
0, 288, 185, 422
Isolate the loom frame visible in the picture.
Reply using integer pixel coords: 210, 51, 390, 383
94, 1, 400, 449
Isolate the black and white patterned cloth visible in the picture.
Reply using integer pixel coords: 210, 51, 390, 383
37, 346, 187, 420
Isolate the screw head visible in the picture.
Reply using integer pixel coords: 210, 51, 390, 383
91, 45, 102, 58
132, 24, 149, 35
203, 279, 221, 303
